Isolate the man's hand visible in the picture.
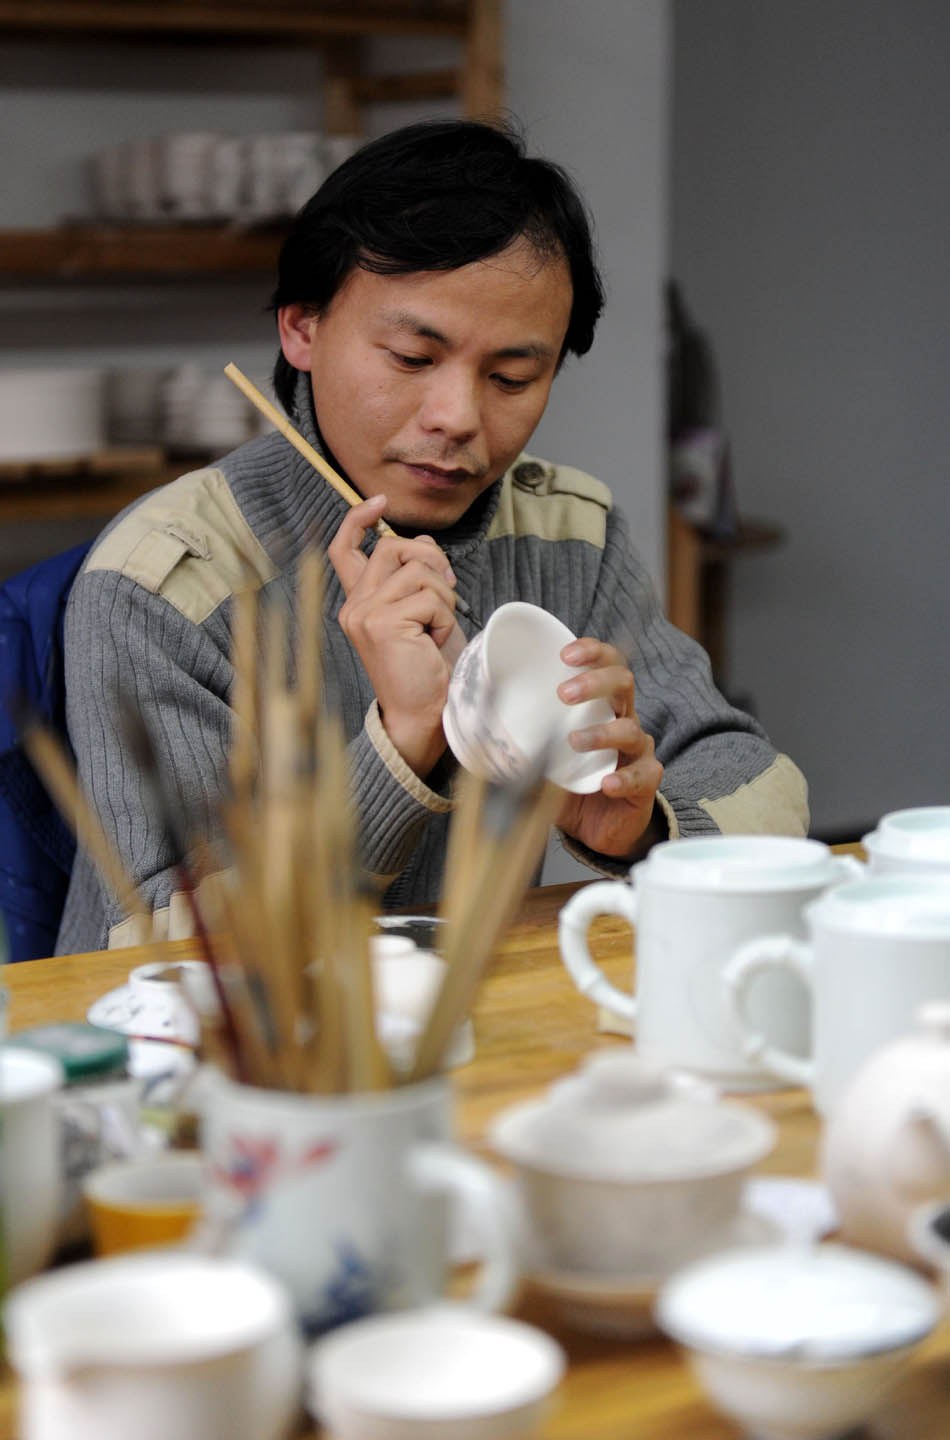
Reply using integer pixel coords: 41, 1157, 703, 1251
554, 637, 665, 860
327, 494, 464, 777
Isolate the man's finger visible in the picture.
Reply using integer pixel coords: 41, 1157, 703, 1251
327, 494, 388, 593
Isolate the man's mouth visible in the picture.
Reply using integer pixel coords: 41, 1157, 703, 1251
403, 462, 476, 486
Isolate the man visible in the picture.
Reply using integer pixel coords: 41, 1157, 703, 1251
57, 119, 807, 954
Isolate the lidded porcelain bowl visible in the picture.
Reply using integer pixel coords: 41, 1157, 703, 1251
489, 1051, 774, 1280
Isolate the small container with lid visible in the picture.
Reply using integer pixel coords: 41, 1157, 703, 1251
863, 805, 950, 876
489, 1050, 774, 1284
656, 1242, 940, 1440
7, 1023, 140, 1247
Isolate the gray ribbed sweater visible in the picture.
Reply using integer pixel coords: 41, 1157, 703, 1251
56, 379, 807, 953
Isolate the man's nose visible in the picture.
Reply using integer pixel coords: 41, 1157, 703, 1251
417, 365, 480, 441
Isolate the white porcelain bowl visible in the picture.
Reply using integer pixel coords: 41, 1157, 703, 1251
656, 1243, 940, 1440
443, 601, 617, 794
306, 1305, 564, 1439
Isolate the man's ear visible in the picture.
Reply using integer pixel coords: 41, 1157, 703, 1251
277, 304, 316, 370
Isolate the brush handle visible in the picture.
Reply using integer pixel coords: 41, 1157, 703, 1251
224, 362, 395, 535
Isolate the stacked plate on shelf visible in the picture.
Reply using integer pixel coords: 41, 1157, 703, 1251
0, 369, 106, 467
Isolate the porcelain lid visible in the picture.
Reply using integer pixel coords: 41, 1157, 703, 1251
635, 835, 844, 893
808, 873, 950, 937
489, 1052, 774, 1183
864, 806, 950, 861
656, 1242, 940, 1361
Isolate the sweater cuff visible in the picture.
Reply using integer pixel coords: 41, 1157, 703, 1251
557, 789, 679, 879
351, 701, 452, 882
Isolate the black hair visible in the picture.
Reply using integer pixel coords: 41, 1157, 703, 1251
270, 118, 605, 414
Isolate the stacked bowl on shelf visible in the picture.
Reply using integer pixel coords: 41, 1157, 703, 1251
89, 130, 361, 226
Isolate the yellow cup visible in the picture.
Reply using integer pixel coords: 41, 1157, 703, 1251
82, 1152, 204, 1256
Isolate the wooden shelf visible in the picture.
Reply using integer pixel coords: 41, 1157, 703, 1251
667, 507, 786, 686
0, 454, 208, 525
0, 1, 469, 42
0, 224, 286, 282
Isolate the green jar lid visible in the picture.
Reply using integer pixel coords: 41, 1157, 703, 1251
7, 1022, 129, 1083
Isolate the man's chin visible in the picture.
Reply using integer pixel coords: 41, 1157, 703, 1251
382, 496, 473, 534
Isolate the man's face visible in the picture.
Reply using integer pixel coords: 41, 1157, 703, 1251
278, 239, 573, 531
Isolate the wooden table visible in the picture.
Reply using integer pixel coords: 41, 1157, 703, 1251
2, 882, 949, 1438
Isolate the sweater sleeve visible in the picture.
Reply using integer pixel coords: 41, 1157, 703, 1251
56, 567, 453, 953
561, 506, 808, 873
57, 569, 234, 952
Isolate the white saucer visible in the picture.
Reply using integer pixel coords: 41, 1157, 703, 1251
523, 1209, 782, 1338
87, 959, 208, 1046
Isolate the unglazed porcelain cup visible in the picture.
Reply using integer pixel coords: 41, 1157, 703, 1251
724, 874, 950, 1114
862, 805, 950, 876
3, 1251, 302, 1440
0, 1048, 64, 1284
559, 835, 861, 1090
443, 601, 618, 794
199, 1073, 519, 1335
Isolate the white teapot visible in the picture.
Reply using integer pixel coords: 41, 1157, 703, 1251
821, 1002, 950, 1264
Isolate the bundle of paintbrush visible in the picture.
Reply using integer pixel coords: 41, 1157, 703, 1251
17, 545, 561, 1093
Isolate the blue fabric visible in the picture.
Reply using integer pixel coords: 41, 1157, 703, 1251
0, 543, 92, 963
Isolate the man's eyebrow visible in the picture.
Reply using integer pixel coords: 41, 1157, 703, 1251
382, 310, 554, 363
383, 311, 450, 345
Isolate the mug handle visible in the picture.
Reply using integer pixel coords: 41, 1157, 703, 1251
722, 934, 816, 1087
406, 1141, 520, 1313
558, 880, 639, 1022
833, 853, 866, 881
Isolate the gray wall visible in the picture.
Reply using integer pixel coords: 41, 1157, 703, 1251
507, 0, 670, 583
506, 0, 670, 882
671, 0, 950, 836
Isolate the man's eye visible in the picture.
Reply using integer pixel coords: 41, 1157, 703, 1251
390, 351, 430, 369
492, 374, 531, 392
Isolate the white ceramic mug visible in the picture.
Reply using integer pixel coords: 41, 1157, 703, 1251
559, 835, 861, 1090
862, 806, 950, 876
724, 874, 950, 1113
4, 1251, 302, 1440
443, 600, 617, 794
0, 1048, 64, 1284
199, 1073, 519, 1335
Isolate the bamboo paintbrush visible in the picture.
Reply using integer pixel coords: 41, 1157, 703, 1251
410, 766, 563, 1082
223, 363, 481, 629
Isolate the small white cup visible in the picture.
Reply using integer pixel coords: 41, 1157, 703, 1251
863, 805, 950, 876
559, 835, 861, 1090
4, 1251, 302, 1440
443, 601, 618, 794
199, 1073, 519, 1335
0, 1048, 64, 1284
724, 874, 950, 1113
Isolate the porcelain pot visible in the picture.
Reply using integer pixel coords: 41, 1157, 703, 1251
489, 1051, 774, 1281
821, 1002, 950, 1264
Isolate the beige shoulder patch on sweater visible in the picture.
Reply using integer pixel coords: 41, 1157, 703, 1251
85, 467, 276, 625
486, 453, 612, 549
700, 753, 810, 837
